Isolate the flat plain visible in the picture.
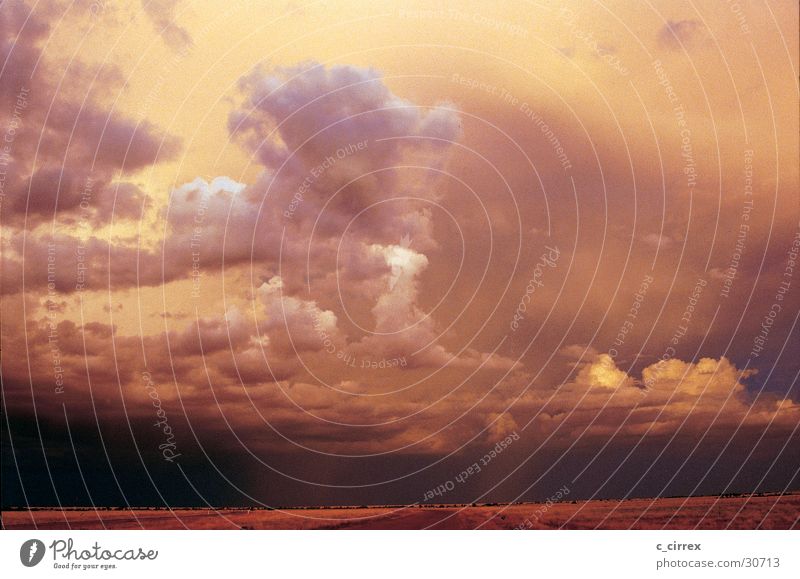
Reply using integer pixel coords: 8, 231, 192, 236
3, 493, 798, 530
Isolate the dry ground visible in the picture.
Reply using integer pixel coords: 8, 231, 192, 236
3, 493, 798, 530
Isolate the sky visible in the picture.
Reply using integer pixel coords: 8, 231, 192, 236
1, 0, 798, 508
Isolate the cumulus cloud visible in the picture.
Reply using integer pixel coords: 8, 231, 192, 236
2, 269, 797, 458
3, 30, 796, 471
4, 61, 462, 298
230, 61, 460, 169
257, 275, 342, 355
559, 343, 600, 361
522, 354, 798, 441
0, 2, 180, 228
370, 243, 430, 333
134, 64, 474, 372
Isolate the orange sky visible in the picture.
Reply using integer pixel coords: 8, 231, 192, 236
1, 0, 798, 506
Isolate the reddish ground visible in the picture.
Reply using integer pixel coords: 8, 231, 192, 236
3, 493, 798, 530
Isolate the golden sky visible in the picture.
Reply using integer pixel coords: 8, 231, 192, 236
1, 0, 798, 506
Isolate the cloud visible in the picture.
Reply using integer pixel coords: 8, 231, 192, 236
257, 276, 342, 355
370, 243, 430, 333
2, 265, 797, 461
141, 0, 193, 50
230, 61, 460, 169
2, 21, 797, 494
559, 344, 600, 360
2, 62, 463, 297
169, 307, 253, 356
658, 19, 704, 49
1, 231, 179, 295
641, 232, 675, 249
523, 354, 798, 441
0, 1, 181, 229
